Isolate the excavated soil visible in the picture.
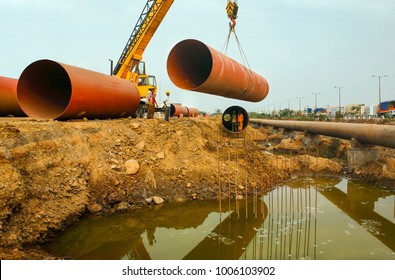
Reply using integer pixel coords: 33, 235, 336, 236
0, 116, 394, 259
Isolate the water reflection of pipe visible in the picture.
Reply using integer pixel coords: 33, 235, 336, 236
318, 184, 395, 251
183, 200, 267, 260
45, 201, 221, 260
0, 76, 26, 117
167, 39, 269, 102
17, 60, 140, 120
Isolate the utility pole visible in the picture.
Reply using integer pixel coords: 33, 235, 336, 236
334, 86, 344, 115
372, 75, 387, 104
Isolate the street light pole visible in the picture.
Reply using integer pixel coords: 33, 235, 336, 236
334, 86, 344, 115
312, 92, 320, 110
372, 75, 387, 104
296, 96, 304, 114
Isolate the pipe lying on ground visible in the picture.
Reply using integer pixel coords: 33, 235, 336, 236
250, 119, 395, 149
17, 59, 140, 120
167, 39, 269, 102
186, 107, 200, 117
0, 76, 26, 117
170, 104, 200, 117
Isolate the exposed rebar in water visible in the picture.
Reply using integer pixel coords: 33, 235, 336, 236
217, 127, 222, 214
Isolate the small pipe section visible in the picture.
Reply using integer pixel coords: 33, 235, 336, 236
186, 107, 200, 117
0, 76, 26, 117
170, 104, 188, 117
250, 119, 395, 149
17, 60, 140, 120
167, 39, 269, 102
170, 104, 200, 117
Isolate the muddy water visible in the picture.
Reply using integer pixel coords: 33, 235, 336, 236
45, 177, 395, 260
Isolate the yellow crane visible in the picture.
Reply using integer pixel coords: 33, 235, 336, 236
113, 0, 174, 99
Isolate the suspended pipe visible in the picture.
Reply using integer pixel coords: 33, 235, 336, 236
167, 39, 269, 102
250, 119, 395, 149
17, 59, 140, 120
0, 76, 26, 117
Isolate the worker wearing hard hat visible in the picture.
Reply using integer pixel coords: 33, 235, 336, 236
164, 90, 171, 121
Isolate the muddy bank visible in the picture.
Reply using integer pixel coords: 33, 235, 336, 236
0, 116, 394, 259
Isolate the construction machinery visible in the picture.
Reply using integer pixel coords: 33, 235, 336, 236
112, 1, 256, 117
112, 0, 174, 115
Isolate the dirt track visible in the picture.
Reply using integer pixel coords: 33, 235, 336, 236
0, 116, 394, 259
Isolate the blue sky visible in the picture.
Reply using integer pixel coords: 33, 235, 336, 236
1, 0, 394, 113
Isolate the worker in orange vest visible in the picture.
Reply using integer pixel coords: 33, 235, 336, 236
237, 111, 244, 131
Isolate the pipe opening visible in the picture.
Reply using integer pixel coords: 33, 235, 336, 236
17, 60, 72, 119
222, 106, 249, 133
170, 104, 177, 116
167, 39, 212, 90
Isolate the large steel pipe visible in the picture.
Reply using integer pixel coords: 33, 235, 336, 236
17, 60, 140, 120
167, 39, 269, 102
251, 119, 395, 149
0, 76, 26, 117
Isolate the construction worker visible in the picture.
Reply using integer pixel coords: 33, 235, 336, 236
147, 88, 156, 119
231, 111, 238, 132
151, 91, 159, 118
164, 90, 171, 121
237, 111, 244, 131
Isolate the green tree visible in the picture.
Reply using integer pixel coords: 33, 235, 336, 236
213, 108, 222, 115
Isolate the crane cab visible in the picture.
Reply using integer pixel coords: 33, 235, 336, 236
128, 60, 157, 99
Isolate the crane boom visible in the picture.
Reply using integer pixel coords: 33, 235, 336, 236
113, 0, 174, 80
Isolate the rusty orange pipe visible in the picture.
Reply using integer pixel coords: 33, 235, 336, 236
170, 104, 189, 117
0, 76, 26, 117
17, 60, 140, 120
167, 39, 269, 102
186, 107, 200, 117
170, 104, 200, 117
